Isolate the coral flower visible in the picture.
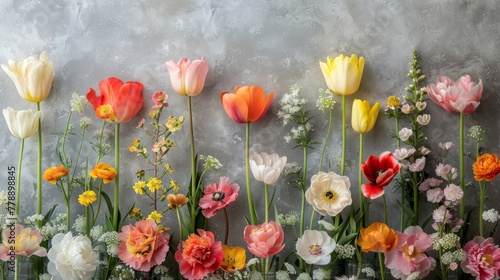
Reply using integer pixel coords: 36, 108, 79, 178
462, 236, 500, 280
385, 226, 436, 279
243, 221, 285, 258
319, 54, 365, 96
351, 99, 380, 134
1, 51, 54, 102
249, 152, 287, 185
473, 153, 500, 182
90, 163, 117, 183
358, 222, 398, 253
199, 176, 239, 218
426, 75, 483, 114
0, 224, 46, 260
78, 190, 96, 206
175, 229, 223, 280
221, 245, 246, 273
220, 86, 274, 123
43, 165, 69, 184
361, 151, 400, 199
305, 171, 352, 217
86, 77, 144, 123
152, 91, 168, 108
166, 57, 209, 96
3, 107, 44, 139
167, 193, 188, 210
118, 220, 170, 272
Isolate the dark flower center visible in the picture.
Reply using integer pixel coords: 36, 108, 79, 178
212, 192, 226, 201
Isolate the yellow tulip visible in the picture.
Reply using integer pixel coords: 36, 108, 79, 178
1, 51, 54, 102
319, 54, 364, 96
351, 99, 380, 134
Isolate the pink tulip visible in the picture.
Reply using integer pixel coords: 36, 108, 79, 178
165, 57, 209, 96
243, 221, 285, 258
426, 75, 483, 114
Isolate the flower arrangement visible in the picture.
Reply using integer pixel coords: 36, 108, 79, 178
1, 48, 499, 280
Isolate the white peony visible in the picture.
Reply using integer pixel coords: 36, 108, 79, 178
249, 152, 287, 184
47, 232, 99, 280
306, 172, 352, 217
296, 230, 336, 265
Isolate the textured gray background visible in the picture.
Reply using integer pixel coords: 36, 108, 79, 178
1, 0, 499, 250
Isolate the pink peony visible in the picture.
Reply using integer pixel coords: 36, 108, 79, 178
175, 229, 223, 280
462, 236, 500, 280
118, 220, 170, 271
199, 176, 239, 218
0, 224, 46, 260
385, 226, 436, 279
244, 221, 285, 258
426, 75, 483, 115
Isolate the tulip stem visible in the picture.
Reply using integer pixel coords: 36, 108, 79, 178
188, 96, 198, 231
264, 183, 269, 223
359, 133, 364, 227
112, 123, 120, 231
319, 107, 333, 172
15, 139, 24, 220
246, 122, 257, 225
341, 95, 346, 176
459, 112, 465, 222
382, 194, 388, 225
36, 102, 42, 225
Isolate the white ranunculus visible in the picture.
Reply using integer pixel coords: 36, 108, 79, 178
1, 51, 54, 102
305, 172, 352, 217
3, 107, 43, 139
249, 152, 287, 185
47, 232, 99, 280
296, 230, 336, 265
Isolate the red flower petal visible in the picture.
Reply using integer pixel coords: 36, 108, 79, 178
362, 183, 385, 199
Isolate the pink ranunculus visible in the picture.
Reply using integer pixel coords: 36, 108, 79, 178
165, 57, 209, 96
118, 220, 170, 271
152, 91, 168, 108
0, 224, 46, 260
426, 75, 483, 115
175, 229, 223, 280
361, 151, 401, 199
385, 226, 436, 279
243, 221, 285, 258
462, 236, 500, 280
199, 176, 239, 218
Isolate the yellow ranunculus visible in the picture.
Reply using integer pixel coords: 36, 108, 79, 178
78, 190, 97, 206
319, 54, 365, 96
1, 51, 54, 102
351, 99, 380, 134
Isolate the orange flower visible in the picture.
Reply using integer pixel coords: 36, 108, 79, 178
90, 163, 117, 184
95, 104, 115, 121
473, 153, 500, 181
167, 194, 188, 210
220, 86, 274, 123
43, 166, 69, 184
357, 222, 398, 253
221, 245, 246, 273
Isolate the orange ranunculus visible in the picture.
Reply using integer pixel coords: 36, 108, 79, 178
90, 163, 117, 184
220, 86, 274, 123
95, 104, 115, 121
221, 245, 246, 273
86, 77, 143, 123
473, 153, 500, 181
357, 222, 398, 253
43, 165, 69, 184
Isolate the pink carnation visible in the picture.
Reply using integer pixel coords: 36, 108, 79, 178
426, 188, 444, 203
0, 224, 46, 260
385, 226, 436, 279
462, 236, 500, 280
118, 220, 170, 271
199, 176, 239, 218
244, 221, 285, 258
443, 183, 463, 202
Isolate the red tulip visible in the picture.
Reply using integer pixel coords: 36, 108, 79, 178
361, 151, 400, 199
220, 86, 274, 123
87, 77, 144, 123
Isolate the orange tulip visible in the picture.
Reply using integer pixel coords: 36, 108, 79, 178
43, 166, 69, 184
473, 153, 500, 181
86, 77, 143, 123
220, 86, 274, 123
357, 222, 398, 253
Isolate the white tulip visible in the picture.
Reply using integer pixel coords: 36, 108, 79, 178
249, 152, 287, 184
3, 107, 43, 139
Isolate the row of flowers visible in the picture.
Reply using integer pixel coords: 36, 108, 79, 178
0, 49, 499, 280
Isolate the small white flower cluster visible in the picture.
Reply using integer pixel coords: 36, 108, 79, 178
80, 116, 92, 130
296, 272, 312, 280
0, 190, 8, 206
70, 91, 87, 114
333, 156, 350, 172
432, 232, 460, 251
284, 162, 301, 176
110, 264, 135, 280
317, 220, 335, 231
361, 267, 376, 277
312, 268, 327, 280
200, 155, 223, 171
39, 213, 67, 240
334, 244, 356, 259
73, 215, 86, 234
90, 225, 104, 240
276, 271, 291, 280
407, 271, 420, 280
246, 258, 260, 268
277, 84, 307, 126
440, 248, 467, 266
284, 124, 313, 144
277, 211, 300, 226
247, 271, 263, 280
39, 273, 52, 280
94, 128, 114, 142
98, 231, 120, 257
468, 125, 485, 143
24, 214, 44, 225
483, 208, 500, 223
283, 262, 296, 275
316, 88, 336, 113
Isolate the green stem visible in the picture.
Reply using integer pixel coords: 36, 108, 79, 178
223, 208, 229, 245
245, 122, 257, 225
60, 181, 71, 232
382, 194, 388, 225
459, 112, 465, 221
341, 95, 346, 176
359, 133, 364, 227
36, 102, 42, 222
176, 208, 183, 244
309, 210, 316, 230
15, 139, 24, 219
413, 172, 418, 225
264, 183, 269, 223
300, 146, 308, 235
112, 123, 120, 231
85, 204, 91, 237
188, 96, 197, 231
319, 108, 333, 172
395, 116, 405, 231
93, 180, 103, 224
14, 256, 19, 280
378, 252, 385, 280
479, 181, 485, 237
